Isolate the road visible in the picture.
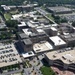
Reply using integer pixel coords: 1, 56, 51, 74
23, 66, 43, 75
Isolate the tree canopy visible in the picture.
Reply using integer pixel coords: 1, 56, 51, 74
0, 0, 75, 6
0, 0, 25, 5
29, 0, 75, 6
5, 20, 18, 28
72, 21, 75, 27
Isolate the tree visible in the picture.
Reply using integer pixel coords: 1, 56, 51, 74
54, 16, 61, 24
5, 20, 19, 40
61, 18, 68, 23
72, 21, 75, 27
55, 19, 61, 24
5, 20, 18, 28
54, 16, 60, 19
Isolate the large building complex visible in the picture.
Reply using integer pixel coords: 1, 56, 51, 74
47, 7, 72, 14
1, 1, 75, 74
1, 5, 75, 73
45, 48, 75, 70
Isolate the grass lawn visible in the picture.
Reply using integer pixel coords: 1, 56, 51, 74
46, 14, 54, 21
41, 6, 46, 10
40, 66, 55, 75
4, 13, 11, 20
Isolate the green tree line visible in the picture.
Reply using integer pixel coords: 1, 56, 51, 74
0, 0, 75, 6
29, 0, 75, 6
0, 0, 25, 5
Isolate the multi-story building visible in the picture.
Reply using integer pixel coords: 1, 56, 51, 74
49, 36, 67, 49
45, 48, 75, 71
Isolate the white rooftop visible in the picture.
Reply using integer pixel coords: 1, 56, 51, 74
12, 14, 22, 19
22, 51, 35, 58
1, 5, 10, 10
27, 22, 38, 28
51, 24, 58, 26
51, 27, 57, 31
49, 36, 66, 46
36, 29, 45, 33
18, 22, 26, 27
30, 20, 39, 24
22, 29, 32, 35
33, 41, 53, 53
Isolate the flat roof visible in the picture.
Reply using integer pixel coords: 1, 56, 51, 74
22, 29, 32, 36
51, 24, 58, 26
36, 29, 46, 35
60, 33, 75, 42
22, 51, 35, 58
33, 41, 53, 53
50, 27, 57, 31
12, 14, 22, 19
36, 29, 45, 33
48, 7, 72, 13
0, 43, 22, 67
23, 39, 32, 45
27, 21, 38, 28
49, 36, 66, 46
18, 22, 26, 27
1, 5, 10, 10
19, 33, 29, 39
46, 48, 75, 64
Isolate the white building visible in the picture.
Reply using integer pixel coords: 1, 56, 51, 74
49, 36, 67, 49
18, 22, 27, 31
22, 51, 35, 58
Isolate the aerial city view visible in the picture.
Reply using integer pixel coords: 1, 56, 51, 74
0, 0, 75, 75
